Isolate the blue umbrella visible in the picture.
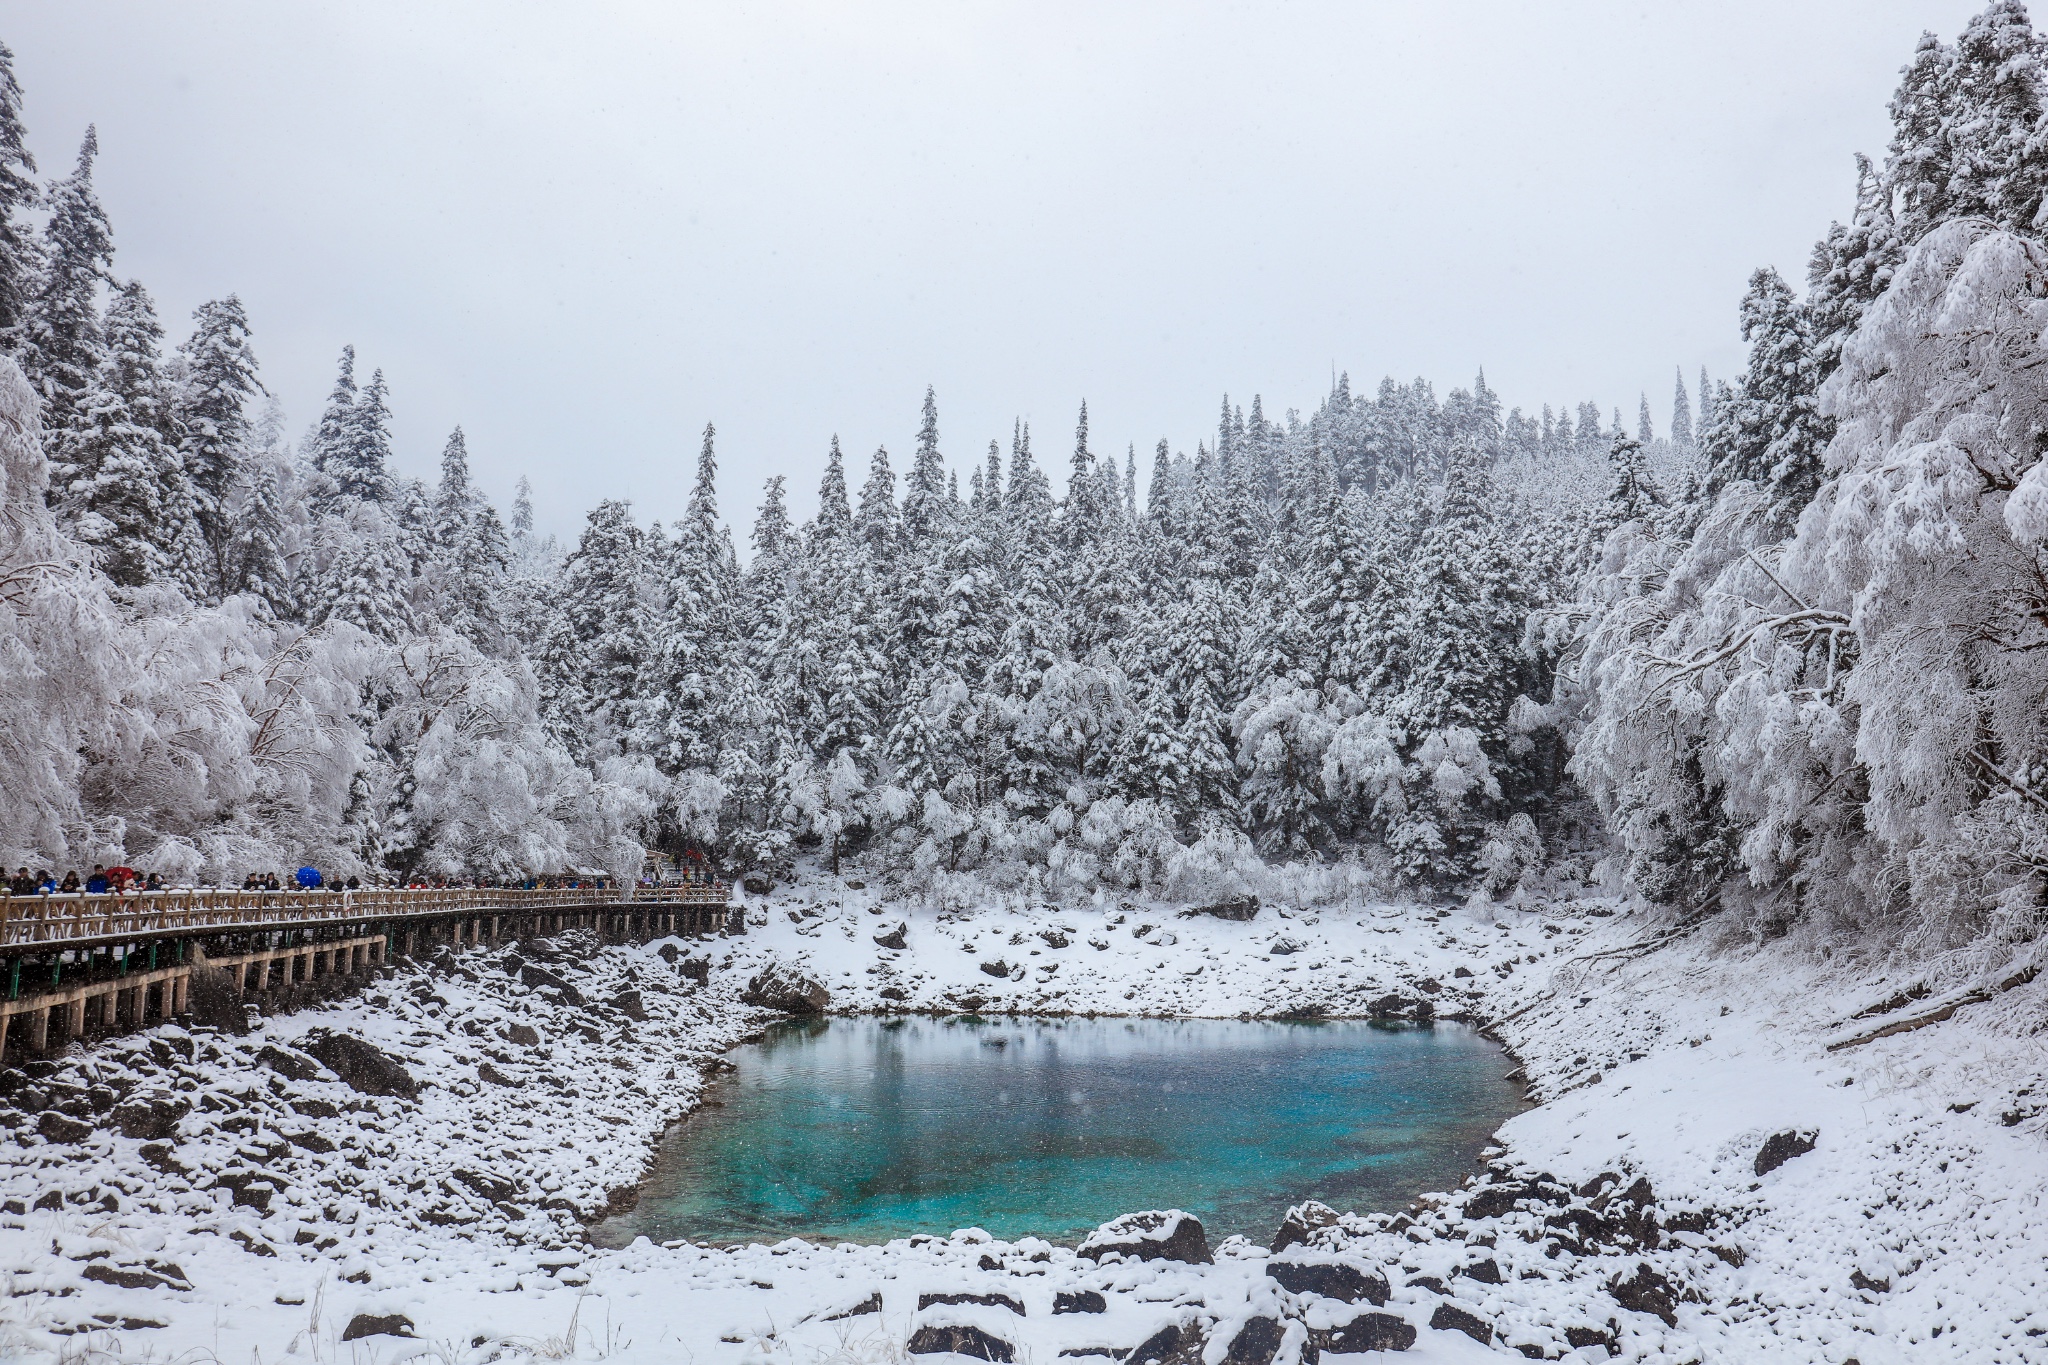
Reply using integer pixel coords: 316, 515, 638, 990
295, 866, 322, 888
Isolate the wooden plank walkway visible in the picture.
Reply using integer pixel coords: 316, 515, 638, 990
0, 883, 730, 954
0, 884, 736, 1063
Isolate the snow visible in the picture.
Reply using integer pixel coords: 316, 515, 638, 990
2, 885, 2042, 1363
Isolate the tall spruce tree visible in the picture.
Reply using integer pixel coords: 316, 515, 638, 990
901, 386, 948, 542
20, 128, 112, 450
0, 40, 36, 344
1703, 267, 1830, 522
64, 278, 199, 589
174, 295, 262, 595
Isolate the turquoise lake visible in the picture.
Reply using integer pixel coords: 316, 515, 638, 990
591, 1015, 1525, 1247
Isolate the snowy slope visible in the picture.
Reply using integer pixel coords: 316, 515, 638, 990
0, 885, 2042, 1364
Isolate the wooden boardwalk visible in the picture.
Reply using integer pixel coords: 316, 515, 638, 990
0, 883, 730, 953
0, 883, 735, 1063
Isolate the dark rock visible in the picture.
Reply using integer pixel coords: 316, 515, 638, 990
742, 875, 773, 895
507, 1023, 542, 1047
1608, 1263, 1678, 1326
299, 1032, 418, 1100
608, 990, 648, 1022
1575, 1171, 1621, 1198
44, 1082, 92, 1117
874, 923, 908, 950
1427, 1303, 1492, 1344
213, 1170, 279, 1212
454, 1168, 519, 1202
907, 1324, 1014, 1361
289, 1097, 339, 1119
656, 943, 680, 963
1368, 994, 1419, 1019
1308, 1312, 1415, 1357
1266, 1254, 1389, 1305
478, 1062, 516, 1086
520, 964, 586, 1006
33, 1189, 63, 1211
112, 1091, 191, 1141
1565, 1325, 1618, 1351
1459, 1257, 1503, 1285
1418, 978, 1441, 994
1038, 929, 1070, 948
1079, 1210, 1212, 1265
1053, 1290, 1106, 1314
1220, 1316, 1285, 1365
676, 956, 711, 985
742, 965, 830, 1015
1464, 1186, 1524, 1219
825, 1291, 882, 1319
1127, 1322, 1204, 1365
83, 1263, 176, 1291
255, 1046, 326, 1083
979, 959, 1010, 978
1546, 1208, 1616, 1244
1452, 966, 1474, 979
1850, 1268, 1890, 1294
184, 954, 250, 1034
879, 986, 909, 1002
36, 1111, 92, 1144
286, 1130, 336, 1154
1754, 1129, 1817, 1176
1270, 1199, 1341, 1252
918, 1292, 1024, 1316
229, 1229, 277, 1257
1267, 938, 1304, 956
138, 1143, 188, 1177
341, 1313, 416, 1342
1184, 896, 1260, 922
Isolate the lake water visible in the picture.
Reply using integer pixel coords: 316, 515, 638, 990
591, 1015, 1524, 1248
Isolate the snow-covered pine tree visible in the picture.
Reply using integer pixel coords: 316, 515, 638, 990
174, 295, 263, 597
655, 422, 738, 777
857, 444, 900, 557
308, 501, 417, 642
1702, 268, 1831, 523
541, 498, 656, 759
444, 503, 510, 651
1670, 368, 1693, 448
334, 366, 394, 504
901, 386, 949, 543
62, 279, 203, 590
18, 128, 111, 454
0, 40, 36, 345
816, 436, 852, 540
308, 345, 358, 507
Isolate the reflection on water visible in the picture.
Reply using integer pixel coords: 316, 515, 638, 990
591, 1014, 1525, 1247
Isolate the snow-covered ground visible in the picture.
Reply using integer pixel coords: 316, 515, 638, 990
0, 883, 2042, 1363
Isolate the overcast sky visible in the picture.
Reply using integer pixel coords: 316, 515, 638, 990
6, 1, 1985, 544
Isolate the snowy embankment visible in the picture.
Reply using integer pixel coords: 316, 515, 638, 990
0, 885, 2042, 1364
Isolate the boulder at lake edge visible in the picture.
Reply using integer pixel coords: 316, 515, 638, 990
1078, 1209, 1213, 1264
741, 964, 830, 1015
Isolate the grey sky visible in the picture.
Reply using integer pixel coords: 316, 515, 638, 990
6, 1, 1984, 544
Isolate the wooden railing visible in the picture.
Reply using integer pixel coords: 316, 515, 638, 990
0, 883, 729, 951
